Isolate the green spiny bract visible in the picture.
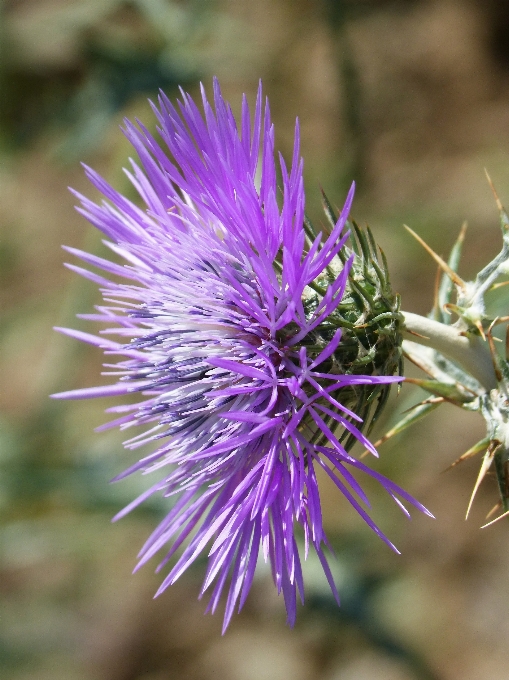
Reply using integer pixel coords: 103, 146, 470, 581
299, 196, 403, 450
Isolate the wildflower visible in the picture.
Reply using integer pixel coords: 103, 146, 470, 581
52, 79, 431, 631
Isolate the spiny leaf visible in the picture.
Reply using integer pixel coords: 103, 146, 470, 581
403, 340, 483, 394
404, 377, 473, 404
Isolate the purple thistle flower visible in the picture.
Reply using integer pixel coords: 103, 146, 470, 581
52, 79, 431, 632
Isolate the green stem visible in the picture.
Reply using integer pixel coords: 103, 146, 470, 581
401, 311, 497, 391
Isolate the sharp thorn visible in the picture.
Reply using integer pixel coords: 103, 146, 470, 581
458, 220, 468, 242
486, 318, 502, 382
481, 509, 509, 529
465, 440, 500, 520
402, 397, 443, 414
474, 319, 486, 341
444, 438, 489, 471
489, 281, 509, 291
485, 501, 502, 520
485, 169, 504, 213
406, 329, 430, 340
404, 225, 467, 291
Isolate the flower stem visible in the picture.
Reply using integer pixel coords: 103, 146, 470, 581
401, 311, 497, 391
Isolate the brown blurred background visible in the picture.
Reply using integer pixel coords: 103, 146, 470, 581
2, 1, 509, 679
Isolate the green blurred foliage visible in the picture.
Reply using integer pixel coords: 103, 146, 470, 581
0, 0, 227, 157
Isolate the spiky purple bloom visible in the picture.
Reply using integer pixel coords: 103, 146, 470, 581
53, 79, 431, 631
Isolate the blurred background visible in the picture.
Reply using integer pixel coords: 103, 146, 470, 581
2, 1, 509, 678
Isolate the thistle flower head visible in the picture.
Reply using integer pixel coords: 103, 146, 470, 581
52, 79, 431, 631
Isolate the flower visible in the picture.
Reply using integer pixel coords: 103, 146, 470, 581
52, 79, 431, 632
